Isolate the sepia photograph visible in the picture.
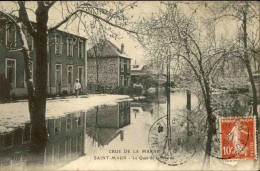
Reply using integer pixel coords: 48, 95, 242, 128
0, 1, 259, 170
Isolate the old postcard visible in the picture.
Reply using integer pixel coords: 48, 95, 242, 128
0, 1, 259, 170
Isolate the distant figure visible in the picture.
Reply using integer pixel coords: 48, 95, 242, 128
74, 79, 81, 98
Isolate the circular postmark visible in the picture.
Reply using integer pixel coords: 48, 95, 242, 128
199, 116, 252, 160
148, 114, 197, 166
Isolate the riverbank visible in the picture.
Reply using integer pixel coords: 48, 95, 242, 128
0, 94, 131, 133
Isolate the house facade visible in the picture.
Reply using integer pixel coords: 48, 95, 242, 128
0, 18, 87, 97
87, 40, 131, 90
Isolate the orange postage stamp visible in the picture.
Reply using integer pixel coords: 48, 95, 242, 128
220, 116, 256, 160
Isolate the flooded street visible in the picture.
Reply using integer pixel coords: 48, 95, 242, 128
0, 90, 255, 170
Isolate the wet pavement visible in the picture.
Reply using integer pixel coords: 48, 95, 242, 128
0, 90, 255, 170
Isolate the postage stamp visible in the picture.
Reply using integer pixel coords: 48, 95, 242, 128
220, 116, 256, 160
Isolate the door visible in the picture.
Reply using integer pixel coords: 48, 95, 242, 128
6, 59, 16, 93
55, 64, 62, 94
67, 65, 73, 94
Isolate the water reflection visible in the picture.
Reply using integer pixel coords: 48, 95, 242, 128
85, 102, 130, 147
0, 101, 130, 170
0, 89, 255, 170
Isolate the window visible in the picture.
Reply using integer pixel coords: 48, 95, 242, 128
6, 58, 16, 89
55, 64, 62, 94
5, 25, 9, 46
127, 60, 130, 73
5, 25, 16, 48
67, 65, 73, 84
66, 38, 69, 56
124, 76, 127, 86
120, 59, 124, 72
67, 38, 74, 57
121, 75, 124, 86
55, 35, 62, 55
126, 76, 130, 86
78, 40, 84, 58
69, 39, 73, 57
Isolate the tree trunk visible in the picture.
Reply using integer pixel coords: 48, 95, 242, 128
203, 78, 215, 168
96, 58, 99, 84
22, 48, 35, 121
166, 61, 171, 139
242, 4, 258, 117
30, 5, 49, 152
242, 3, 259, 168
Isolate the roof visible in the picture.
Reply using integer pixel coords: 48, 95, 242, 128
131, 65, 148, 76
87, 40, 131, 59
0, 14, 87, 41
131, 64, 146, 71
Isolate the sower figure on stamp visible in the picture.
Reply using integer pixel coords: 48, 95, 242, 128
74, 79, 81, 98
227, 120, 249, 155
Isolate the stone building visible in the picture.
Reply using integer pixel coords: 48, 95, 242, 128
87, 40, 131, 90
0, 18, 87, 97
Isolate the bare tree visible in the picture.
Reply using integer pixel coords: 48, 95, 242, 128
204, 1, 259, 117
0, 1, 137, 153
134, 2, 240, 167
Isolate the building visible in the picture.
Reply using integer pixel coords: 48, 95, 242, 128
0, 17, 87, 97
87, 40, 131, 90
130, 63, 148, 84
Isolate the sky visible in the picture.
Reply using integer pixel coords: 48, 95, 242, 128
0, 1, 258, 66
0, 1, 158, 65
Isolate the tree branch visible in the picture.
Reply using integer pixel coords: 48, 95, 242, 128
48, 9, 138, 34
46, 1, 56, 9
48, 10, 78, 32
18, 1, 36, 37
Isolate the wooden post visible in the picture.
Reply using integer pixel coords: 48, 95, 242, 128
186, 89, 191, 110
186, 89, 191, 142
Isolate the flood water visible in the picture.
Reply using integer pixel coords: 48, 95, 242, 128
0, 90, 254, 170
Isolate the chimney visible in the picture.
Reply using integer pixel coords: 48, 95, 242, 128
121, 43, 124, 53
